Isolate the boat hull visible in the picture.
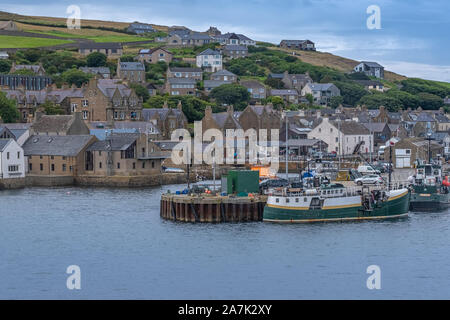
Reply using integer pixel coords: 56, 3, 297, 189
410, 192, 450, 211
263, 189, 410, 223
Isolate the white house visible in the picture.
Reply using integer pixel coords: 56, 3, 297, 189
196, 49, 222, 72
0, 139, 26, 179
307, 118, 373, 155
352, 61, 384, 79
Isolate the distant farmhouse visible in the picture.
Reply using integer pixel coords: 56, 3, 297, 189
79, 43, 123, 58
353, 61, 385, 79
127, 22, 156, 34
279, 40, 316, 51
0, 20, 18, 31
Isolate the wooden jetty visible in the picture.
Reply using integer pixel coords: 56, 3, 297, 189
160, 194, 268, 223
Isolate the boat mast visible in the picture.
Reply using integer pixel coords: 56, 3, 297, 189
285, 113, 288, 180
388, 141, 393, 191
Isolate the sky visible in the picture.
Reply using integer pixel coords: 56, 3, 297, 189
2, 0, 450, 82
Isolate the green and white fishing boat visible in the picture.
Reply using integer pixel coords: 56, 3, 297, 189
263, 184, 410, 223
409, 164, 450, 211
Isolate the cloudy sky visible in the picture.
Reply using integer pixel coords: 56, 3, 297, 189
2, 0, 450, 82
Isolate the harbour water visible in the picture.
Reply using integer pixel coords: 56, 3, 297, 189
1, 184, 450, 299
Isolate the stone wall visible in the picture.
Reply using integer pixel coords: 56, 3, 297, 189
75, 173, 195, 188
0, 177, 26, 190
25, 175, 75, 187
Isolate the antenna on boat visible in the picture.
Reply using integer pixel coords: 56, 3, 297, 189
285, 112, 289, 181
388, 140, 393, 191
426, 131, 433, 164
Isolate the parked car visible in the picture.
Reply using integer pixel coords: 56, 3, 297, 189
357, 165, 381, 175
371, 164, 386, 173
354, 174, 383, 186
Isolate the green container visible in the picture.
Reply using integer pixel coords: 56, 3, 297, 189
227, 170, 259, 195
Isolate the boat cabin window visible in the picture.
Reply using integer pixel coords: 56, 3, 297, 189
276, 198, 279, 203
295, 198, 299, 203
304, 197, 308, 202
286, 198, 290, 203
425, 166, 432, 176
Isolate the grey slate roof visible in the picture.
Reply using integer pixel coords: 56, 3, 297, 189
23, 135, 93, 156
212, 69, 236, 77
360, 61, 384, 68
204, 80, 232, 88
142, 108, 184, 121
198, 48, 221, 56
32, 115, 74, 133
362, 122, 389, 133
80, 67, 111, 74
168, 67, 202, 73
119, 62, 145, 71
331, 121, 370, 135
0, 139, 12, 152
307, 83, 336, 91
87, 133, 139, 151
271, 89, 299, 96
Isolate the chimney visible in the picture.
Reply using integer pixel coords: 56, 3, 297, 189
35, 111, 44, 121
205, 105, 212, 117
227, 105, 234, 116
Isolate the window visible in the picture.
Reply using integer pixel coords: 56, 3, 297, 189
275, 198, 279, 203
117, 162, 120, 169
8, 165, 18, 172
29, 163, 32, 171
152, 161, 155, 168
295, 198, 299, 203
133, 162, 136, 169
51, 164, 55, 171
71, 103, 77, 112
62, 164, 66, 172
99, 162, 102, 169
82, 110, 88, 120
50, 156, 54, 160
82, 100, 89, 107
6, 152, 9, 160
142, 162, 145, 169
40, 163, 43, 171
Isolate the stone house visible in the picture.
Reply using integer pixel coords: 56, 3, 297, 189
353, 61, 384, 79
201, 105, 242, 134
383, 138, 444, 168
0, 139, 26, 179
279, 40, 316, 51
354, 80, 385, 92
165, 77, 197, 96
142, 102, 188, 140
78, 78, 143, 122
127, 22, 156, 34
166, 67, 203, 81
222, 45, 248, 59
301, 83, 340, 106
270, 89, 299, 104
117, 61, 146, 83
361, 122, 391, 147
10, 62, 46, 76
203, 80, 232, 95
211, 70, 237, 82
79, 67, 111, 79
281, 71, 313, 92
307, 118, 373, 155
240, 80, 266, 100
238, 104, 281, 139
137, 48, 173, 64
3, 85, 85, 122
79, 43, 123, 57
0, 124, 30, 146
31, 112, 90, 136
0, 20, 18, 31
213, 33, 256, 46
23, 135, 97, 176
196, 49, 223, 72
85, 133, 168, 176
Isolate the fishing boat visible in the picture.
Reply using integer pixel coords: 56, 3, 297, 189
409, 163, 450, 211
263, 184, 410, 223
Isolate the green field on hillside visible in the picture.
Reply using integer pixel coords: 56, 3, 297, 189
0, 35, 73, 48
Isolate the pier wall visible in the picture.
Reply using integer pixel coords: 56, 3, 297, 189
0, 177, 26, 189
160, 194, 267, 223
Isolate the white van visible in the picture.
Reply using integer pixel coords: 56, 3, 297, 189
378, 146, 386, 157
357, 165, 381, 175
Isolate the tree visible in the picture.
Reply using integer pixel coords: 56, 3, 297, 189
129, 83, 150, 102
334, 81, 368, 106
330, 96, 344, 109
358, 93, 403, 111
86, 52, 107, 67
0, 92, 19, 123
41, 100, 65, 115
120, 54, 136, 62
0, 60, 12, 73
305, 93, 314, 105
265, 77, 285, 89
417, 92, 444, 110
210, 84, 251, 110
61, 69, 92, 87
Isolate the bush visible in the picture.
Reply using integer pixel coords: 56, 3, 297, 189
210, 84, 251, 110
86, 52, 107, 67
0, 91, 19, 123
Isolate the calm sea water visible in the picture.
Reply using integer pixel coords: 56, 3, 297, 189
1, 184, 450, 299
